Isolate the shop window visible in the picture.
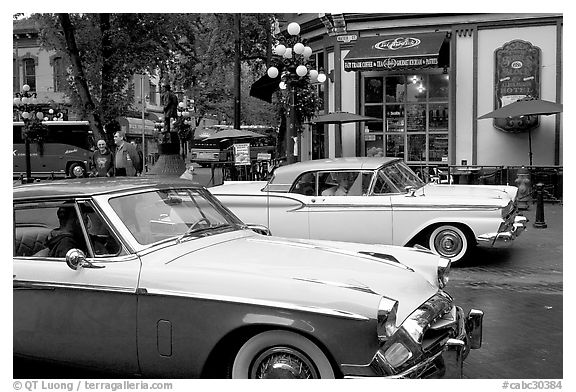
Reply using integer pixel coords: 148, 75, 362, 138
365, 77, 383, 103
385, 75, 405, 102
406, 104, 426, 132
365, 134, 384, 157
362, 72, 449, 166
428, 74, 449, 101
407, 134, 426, 161
385, 134, 404, 159
428, 134, 449, 163
23, 58, 36, 91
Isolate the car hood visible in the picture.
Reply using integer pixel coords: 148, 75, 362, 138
140, 232, 440, 324
404, 183, 517, 207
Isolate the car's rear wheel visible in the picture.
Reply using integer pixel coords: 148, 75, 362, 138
428, 224, 469, 263
231, 330, 334, 379
68, 163, 86, 178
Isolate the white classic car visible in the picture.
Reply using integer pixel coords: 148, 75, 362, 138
14, 177, 482, 378
211, 157, 527, 263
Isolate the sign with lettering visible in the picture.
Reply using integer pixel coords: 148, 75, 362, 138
233, 143, 250, 166
493, 40, 541, 133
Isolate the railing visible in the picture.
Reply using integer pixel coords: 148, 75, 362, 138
447, 165, 563, 202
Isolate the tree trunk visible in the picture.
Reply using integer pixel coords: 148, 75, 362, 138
99, 13, 114, 142
58, 13, 104, 141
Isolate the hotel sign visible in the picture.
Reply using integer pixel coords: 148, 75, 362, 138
493, 40, 541, 133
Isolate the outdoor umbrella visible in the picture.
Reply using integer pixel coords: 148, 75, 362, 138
478, 99, 563, 165
309, 111, 382, 157
203, 128, 267, 141
310, 111, 382, 124
478, 99, 563, 119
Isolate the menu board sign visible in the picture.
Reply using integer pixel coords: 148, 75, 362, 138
233, 143, 250, 166
493, 40, 541, 133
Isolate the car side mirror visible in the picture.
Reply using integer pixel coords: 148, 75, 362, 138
405, 186, 416, 197
246, 224, 272, 236
66, 249, 104, 270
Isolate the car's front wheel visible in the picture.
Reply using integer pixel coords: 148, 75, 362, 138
68, 163, 86, 178
231, 330, 335, 379
428, 224, 470, 263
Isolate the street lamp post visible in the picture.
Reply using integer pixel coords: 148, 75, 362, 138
267, 22, 326, 164
14, 84, 46, 183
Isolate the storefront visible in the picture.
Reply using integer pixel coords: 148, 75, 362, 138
117, 116, 158, 166
293, 13, 562, 171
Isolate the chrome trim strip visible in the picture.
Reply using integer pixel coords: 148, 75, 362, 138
12, 280, 137, 294
143, 288, 370, 321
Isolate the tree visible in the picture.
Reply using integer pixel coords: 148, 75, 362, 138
30, 13, 279, 141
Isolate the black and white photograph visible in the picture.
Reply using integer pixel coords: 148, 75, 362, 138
9, 7, 567, 390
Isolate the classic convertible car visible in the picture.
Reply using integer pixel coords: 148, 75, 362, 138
211, 157, 527, 263
14, 177, 482, 378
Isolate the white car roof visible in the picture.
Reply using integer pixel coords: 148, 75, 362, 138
271, 157, 399, 185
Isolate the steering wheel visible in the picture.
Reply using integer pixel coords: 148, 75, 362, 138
189, 217, 210, 231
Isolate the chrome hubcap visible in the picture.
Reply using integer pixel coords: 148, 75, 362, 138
251, 347, 318, 379
435, 230, 463, 257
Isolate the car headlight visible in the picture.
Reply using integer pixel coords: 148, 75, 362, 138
437, 257, 451, 288
377, 296, 399, 344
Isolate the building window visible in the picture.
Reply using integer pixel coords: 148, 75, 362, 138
53, 57, 66, 92
149, 83, 157, 105
13, 58, 19, 93
23, 58, 36, 91
363, 72, 449, 165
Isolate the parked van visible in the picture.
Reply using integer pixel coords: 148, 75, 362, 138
13, 121, 96, 179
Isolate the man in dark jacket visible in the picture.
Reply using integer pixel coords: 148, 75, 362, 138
89, 139, 114, 177
113, 131, 141, 176
46, 205, 85, 258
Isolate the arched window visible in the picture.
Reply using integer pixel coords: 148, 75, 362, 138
23, 58, 36, 91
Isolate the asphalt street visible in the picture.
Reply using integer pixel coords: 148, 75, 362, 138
449, 202, 563, 379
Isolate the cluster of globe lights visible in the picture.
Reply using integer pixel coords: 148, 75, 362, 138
176, 101, 194, 128
266, 22, 327, 89
14, 84, 64, 121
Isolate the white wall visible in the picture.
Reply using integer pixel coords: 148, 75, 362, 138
455, 33, 475, 165
340, 49, 358, 157
477, 25, 560, 166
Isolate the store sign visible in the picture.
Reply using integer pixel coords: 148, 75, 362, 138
337, 34, 357, 43
233, 143, 250, 166
493, 40, 541, 133
374, 37, 421, 51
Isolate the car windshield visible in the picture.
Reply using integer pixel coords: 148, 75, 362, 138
108, 188, 244, 245
374, 161, 425, 194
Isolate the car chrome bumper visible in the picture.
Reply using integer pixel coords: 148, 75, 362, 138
476, 215, 528, 248
344, 307, 484, 379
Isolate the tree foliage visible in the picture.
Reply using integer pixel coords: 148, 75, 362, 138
30, 13, 279, 142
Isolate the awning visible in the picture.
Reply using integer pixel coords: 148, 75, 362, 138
117, 117, 156, 136
344, 32, 449, 72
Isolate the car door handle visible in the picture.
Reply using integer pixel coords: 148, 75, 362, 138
311, 198, 325, 203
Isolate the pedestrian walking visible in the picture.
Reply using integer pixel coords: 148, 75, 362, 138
113, 131, 141, 176
89, 139, 114, 177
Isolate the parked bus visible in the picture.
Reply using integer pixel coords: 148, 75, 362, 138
190, 125, 276, 167
13, 121, 96, 179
